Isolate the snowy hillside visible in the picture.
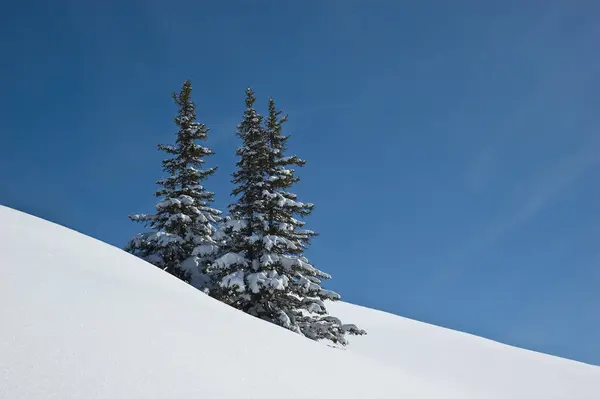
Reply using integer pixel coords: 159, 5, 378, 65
1, 206, 598, 399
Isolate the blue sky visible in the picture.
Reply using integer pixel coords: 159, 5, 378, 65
1, 0, 599, 365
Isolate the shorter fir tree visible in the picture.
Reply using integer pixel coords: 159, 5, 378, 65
126, 80, 221, 288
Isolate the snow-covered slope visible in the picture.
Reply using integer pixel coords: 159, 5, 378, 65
329, 302, 600, 398
0, 206, 598, 398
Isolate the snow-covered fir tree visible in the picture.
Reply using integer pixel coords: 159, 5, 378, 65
126, 80, 221, 288
209, 89, 365, 344
207, 88, 270, 303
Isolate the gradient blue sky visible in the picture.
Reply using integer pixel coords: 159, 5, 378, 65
1, 0, 599, 365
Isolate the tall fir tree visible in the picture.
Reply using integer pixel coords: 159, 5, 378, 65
208, 88, 270, 304
210, 89, 365, 344
126, 80, 221, 287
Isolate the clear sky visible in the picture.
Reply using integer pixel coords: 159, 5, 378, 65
1, 0, 599, 365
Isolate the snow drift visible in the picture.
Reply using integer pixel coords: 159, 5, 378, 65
0, 205, 598, 398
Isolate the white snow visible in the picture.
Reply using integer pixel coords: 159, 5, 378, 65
279, 254, 317, 273
178, 195, 195, 206
247, 270, 289, 293
220, 270, 246, 293
130, 231, 183, 247
155, 195, 195, 210
191, 243, 219, 256
178, 256, 208, 290
262, 234, 297, 250
213, 252, 247, 270
165, 213, 192, 225
223, 218, 248, 231
0, 205, 598, 399
326, 301, 600, 398
156, 197, 181, 209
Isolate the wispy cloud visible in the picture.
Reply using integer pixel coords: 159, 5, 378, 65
430, 130, 600, 288
464, 3, 600, 191
480, 132, 600, 245
430, 6, 600, 285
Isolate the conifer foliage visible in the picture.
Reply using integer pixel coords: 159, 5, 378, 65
126, 80, 221, 287
209, 89, 365, 344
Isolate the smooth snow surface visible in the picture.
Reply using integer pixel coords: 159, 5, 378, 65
0, 206, 598, 398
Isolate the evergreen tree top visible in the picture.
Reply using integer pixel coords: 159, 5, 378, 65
245, 87, 255, 107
